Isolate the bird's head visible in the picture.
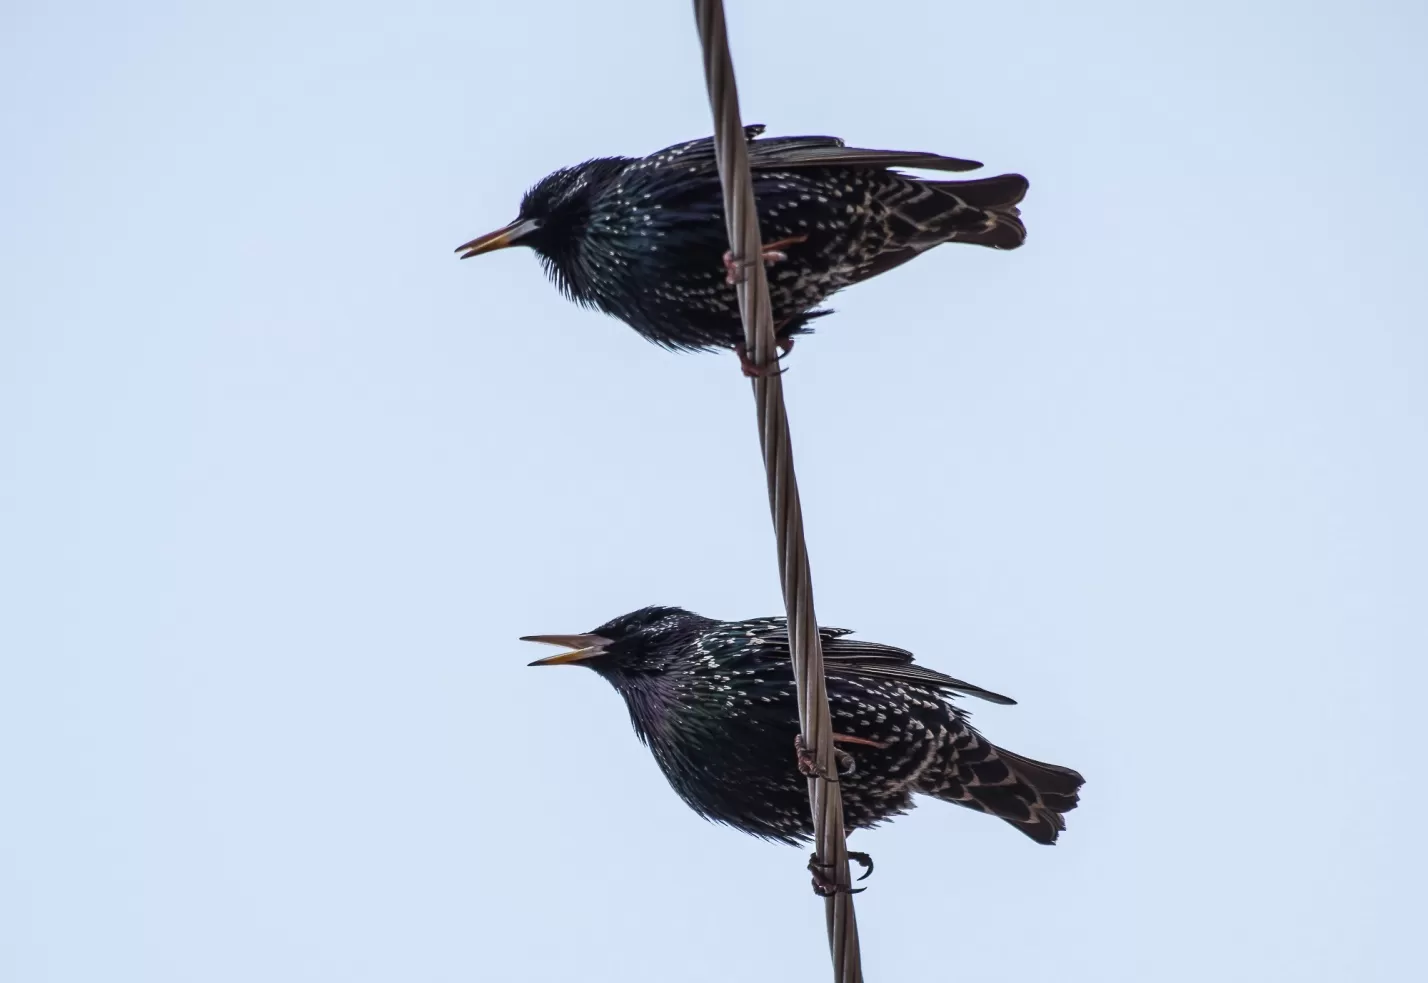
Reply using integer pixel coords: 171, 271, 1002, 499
455, 159, 624, 267
523, 605, 703, 678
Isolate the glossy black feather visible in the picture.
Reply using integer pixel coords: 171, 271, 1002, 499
531, 606, 1083, 846
463, 127, 1028, 352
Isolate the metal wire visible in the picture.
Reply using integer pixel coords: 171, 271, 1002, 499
691, 3, 864, 980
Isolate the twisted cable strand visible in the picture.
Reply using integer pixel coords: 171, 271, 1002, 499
691, 4, 864, 980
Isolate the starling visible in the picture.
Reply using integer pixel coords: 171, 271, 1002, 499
524, 606, 1083, 849
458, 126, 1028, 373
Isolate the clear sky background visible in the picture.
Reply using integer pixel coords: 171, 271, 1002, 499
3, 1, 1425, 980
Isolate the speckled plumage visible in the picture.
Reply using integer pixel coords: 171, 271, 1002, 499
459, 126, 1029, 353
526, 606, 1083, 846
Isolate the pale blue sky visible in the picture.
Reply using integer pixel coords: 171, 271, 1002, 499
3, 2, 1425, 981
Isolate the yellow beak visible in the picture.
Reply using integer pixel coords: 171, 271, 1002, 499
522, 633, 611, 666
455, 217, 541, 259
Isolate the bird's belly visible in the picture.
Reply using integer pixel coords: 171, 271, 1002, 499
768, 264, 859, 311
587, 217, 880, 350
651, 723, 923, 844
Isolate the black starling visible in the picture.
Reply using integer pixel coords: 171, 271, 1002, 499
524, 606, 1083, 848
459, 126, 1027, 373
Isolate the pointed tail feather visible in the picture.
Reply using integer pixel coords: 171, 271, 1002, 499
945, 209, 1026, 250
925, 173, 1029, 211
925, 173, 1029, 250
877, 173, 1029, 260
918, 727, 1084, 844
988, 747, 1085, 843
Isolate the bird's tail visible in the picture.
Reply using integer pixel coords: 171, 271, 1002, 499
870, 173, 1028, 274
921, 173, 1029, 250
917, 725, 1084, 844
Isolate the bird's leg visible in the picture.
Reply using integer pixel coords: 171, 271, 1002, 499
796, 735, 876, 895
722, 251, 747, 286
722, 235, 810, 286
832, 732, 890, 752
794, 733, 818, 775
758, 235, 810, 252
808, 861, 865, 896
794, 734, 856, 780
734, 337, 797, 378
735, 341, 786, 378
807, 851, 873, 896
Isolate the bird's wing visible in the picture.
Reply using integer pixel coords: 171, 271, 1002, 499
744, 620, 1016, 705
820, 633, 1017, 704
748, 135, 984, 174
641, 127, 982, 175
641, 125, 765, 167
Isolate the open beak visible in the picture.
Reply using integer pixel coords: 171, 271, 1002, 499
455, 217, 541, 259
522, 633, 611, 666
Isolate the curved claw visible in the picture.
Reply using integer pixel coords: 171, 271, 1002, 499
847, 851, 874, 881
735, 342, 788, 378
807, 851, 874, 895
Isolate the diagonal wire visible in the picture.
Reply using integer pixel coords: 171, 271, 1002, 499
690, 3, 864, 981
